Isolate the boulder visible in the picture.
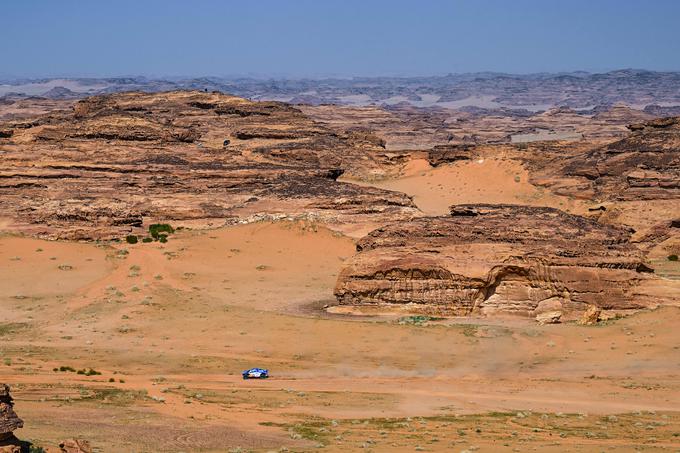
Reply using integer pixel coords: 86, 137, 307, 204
578, 305, 602, 325
58, 439, 92, 453
535, 311, 562, 325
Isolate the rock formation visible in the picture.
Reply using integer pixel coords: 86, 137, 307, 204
0, 91, 418, 239
334, 204, 669, 319
46, 439, 92, 453
0, 385, 23, 452
560, 117, 680, 201
578, 305, 602, 325
427, 144, 475, 166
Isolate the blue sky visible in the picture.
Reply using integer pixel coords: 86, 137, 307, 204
3, 0, 680, 77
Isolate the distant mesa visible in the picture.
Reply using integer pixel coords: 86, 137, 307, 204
41, 86, 80, 100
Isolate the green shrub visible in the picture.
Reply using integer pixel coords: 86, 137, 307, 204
142, 237, 153, 243
59, 365, 76, 372
149, 224, 174, 239
158, 234, 168, 243
125, 235, 139, 244
669, 254, 679, 261
397, 315, 443, 326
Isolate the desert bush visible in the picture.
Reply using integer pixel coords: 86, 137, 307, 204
149, 223, 174, 239
668, 254, 679, 261
125, 235, 138, 244
397, 315, 443, 326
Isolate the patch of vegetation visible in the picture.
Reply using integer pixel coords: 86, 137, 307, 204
149, 223, 174, 240
288, 418, 333, 443
125, 235, 139, 244
0, 322, 29, 337
54, 366, 100, 376
142, 237, 153, 243
459, 324, 480, 337
668, 254, 679, 261
78, 387, 147, 406
28, 446, 46, 453
397, 315, 443, 326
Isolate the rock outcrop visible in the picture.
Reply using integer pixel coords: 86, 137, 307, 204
0, 91, 417, 239
50, 439, 92, 453
334, 204, 667, 318
427, 144, 475, 166
556, 117, 680, 201
0, 385, 23, 451
578, 305, 602, 325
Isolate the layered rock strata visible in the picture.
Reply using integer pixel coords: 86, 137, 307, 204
0, 91, 417, 239
334, 204, 666, 318
0, 385, 23, 451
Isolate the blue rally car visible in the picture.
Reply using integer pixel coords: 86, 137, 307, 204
242, 367, 269, 380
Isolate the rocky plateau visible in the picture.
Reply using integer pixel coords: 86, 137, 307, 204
0, 91, 417, 239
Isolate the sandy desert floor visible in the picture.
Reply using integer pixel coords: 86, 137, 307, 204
344, 156, 584, 216
1, 158, 680, 452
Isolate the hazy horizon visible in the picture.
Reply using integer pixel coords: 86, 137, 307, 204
2, 68, 679, 82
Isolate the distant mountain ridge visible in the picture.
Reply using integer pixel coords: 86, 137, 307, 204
2, 69, 680, 111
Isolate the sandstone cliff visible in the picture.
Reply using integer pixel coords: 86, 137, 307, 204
543, 117, 680, 201
0, 91, 417, 239
334, 204, 673, 318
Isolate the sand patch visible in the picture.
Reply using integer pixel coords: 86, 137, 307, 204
349, 157, 580, 216
0, 236, 112, 299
